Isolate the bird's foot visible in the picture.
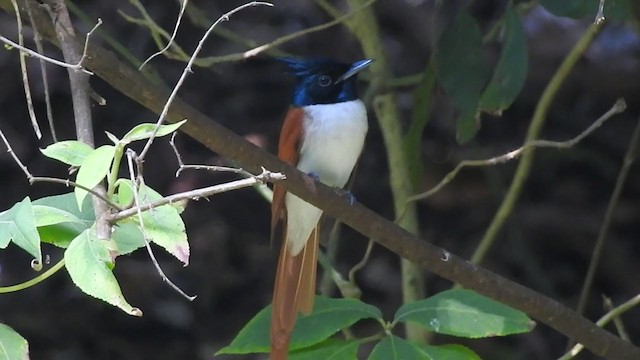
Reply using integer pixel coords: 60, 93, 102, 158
305, 171, 320, 181
335, 188, 356, 205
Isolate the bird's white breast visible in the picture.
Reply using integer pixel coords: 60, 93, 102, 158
285, 100, 368, 255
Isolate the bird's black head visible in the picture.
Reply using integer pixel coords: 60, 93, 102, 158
278, 57, 373, 107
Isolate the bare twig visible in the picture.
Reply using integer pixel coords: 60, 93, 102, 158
0, 19, 100, 75
25, 0, 56, 141
125, 149, 196, 301
137, 1, 273, 161
558, 292, 640, 360
0, 127, 32, 178
125, 0, 373, 67
139, 0, 189, 70
575, 114, 640, 316
603, 296, 630, 341
11, 0, 41, 139
211, 0, 376, 63
408, 99, 627, 202
30, 177, 121, 209
348, 239, 374, 284
1, 126, 120, 208
169, 133, 253, 177
109, 168, 283, 222
317, 250, 361, 299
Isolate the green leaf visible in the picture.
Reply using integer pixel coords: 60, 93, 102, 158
74, 145, 115, 210
405, 63, 436, 189
0, 197, 42, 262
479, 4, 528, 113
105, 131, 120, 145
32, 205, 82, 227
40, 140, 94, 166
115, 180, 188, 264
539, 0, 631, 21
416, 344, 482, 360
111, 223, 145, 255
64, 228, 142, 316
0, 323, 29, 360
455, 108, 480, 144
434, 11, 491, 143
290, 339, 361, 360
33, 193, 95, 249
368, 335, 428, 360
218, 296, 382, 355
394, 289, 535, 338
120, 119, 187, 145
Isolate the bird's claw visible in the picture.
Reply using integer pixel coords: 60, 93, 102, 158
306, 172, 320, 181
336, 188, 356, 206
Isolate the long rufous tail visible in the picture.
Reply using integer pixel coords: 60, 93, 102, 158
270, 227, 319, 360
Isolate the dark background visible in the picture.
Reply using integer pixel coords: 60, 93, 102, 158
1, 0, 639, 359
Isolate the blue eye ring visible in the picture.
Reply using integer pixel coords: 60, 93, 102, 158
318, 75, 332, 87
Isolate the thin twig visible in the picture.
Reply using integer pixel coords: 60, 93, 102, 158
125, 0, 373, 67
139, 0, 189, 70
557, 292, 640, 360
0, 127, 32, 178
603, 296, 630, 341
169, 132, 253, 177
0, 32, 96, 75
137, 1, 273, 161
109, 169, 283, 222
317, 250, 361, 299
575, 114, 640, 316
208, 0, 376, 64
11, 0, 41, 139
348, 239, 375, 284
408, 99, 627, 202
1, 126, 120, 208
26, 0, 56, 141
125, 149, 196, 301
30, 177, 121, 209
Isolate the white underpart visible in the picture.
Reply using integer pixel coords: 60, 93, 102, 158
285, 99, 368, 256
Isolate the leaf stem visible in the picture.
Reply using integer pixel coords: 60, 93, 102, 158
0, 258, 65, 293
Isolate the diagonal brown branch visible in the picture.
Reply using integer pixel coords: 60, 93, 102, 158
2, 1, 639, 358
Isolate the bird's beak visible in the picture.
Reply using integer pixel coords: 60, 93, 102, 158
336, 59, 373, 83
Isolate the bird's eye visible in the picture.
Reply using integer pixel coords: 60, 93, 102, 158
318, 75, 332, 87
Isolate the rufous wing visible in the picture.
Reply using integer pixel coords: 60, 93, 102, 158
271, 107, 304, 247
270, 107, 319, 360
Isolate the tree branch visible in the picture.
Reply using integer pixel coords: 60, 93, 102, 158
3, 1, 638, 358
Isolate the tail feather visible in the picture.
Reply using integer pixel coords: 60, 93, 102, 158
270, 227, 319, 360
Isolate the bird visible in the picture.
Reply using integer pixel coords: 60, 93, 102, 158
270, 57, 372, 360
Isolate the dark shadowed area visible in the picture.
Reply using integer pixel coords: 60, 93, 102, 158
1, 0, 639, 359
